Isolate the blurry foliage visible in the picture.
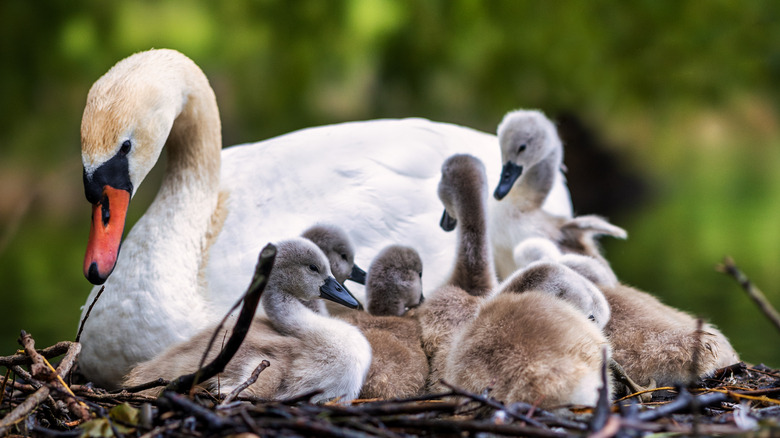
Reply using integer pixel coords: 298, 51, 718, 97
1, 0, 779, 367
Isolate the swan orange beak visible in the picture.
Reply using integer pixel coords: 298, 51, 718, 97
84, 186, 130, 285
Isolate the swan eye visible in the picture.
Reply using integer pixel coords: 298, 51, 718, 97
517, 144, 527, 154
308, 264, 319, 273
120, 140, 132, 155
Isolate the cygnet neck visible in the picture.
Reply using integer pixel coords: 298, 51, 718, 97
449, 187, 495, 296
508, 146, 561, 209
262, 286, 321, 336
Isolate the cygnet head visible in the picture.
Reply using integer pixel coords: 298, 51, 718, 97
269, 238, 360, 309
301, 224, 366, 285
438, 154, 488, 231
494, 109, 561, 200
365, 245, 424, 316
500, 260, 610, 329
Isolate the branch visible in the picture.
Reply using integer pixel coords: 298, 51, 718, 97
165, 243, 277, 394
590, 347, 611, 432
0, 341, 72, 368
221, 360, 270, 405
75, 286, 105, 343
718, 256, 780, 334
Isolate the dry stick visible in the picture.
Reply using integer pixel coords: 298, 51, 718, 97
75, 285, 105, 343
0, 386, 50, 434
590, 347, 611, 433
0, 368, 9, 406
0, 341, 72, 368
113, 378, 170, 394
160, 391, 231, 430
18, 333, 89, 422
221, 360, 270, 405
439, 380, 547, 429
718, 256, 780, 334
636, 388, 728, 422
165, 243, 277, 394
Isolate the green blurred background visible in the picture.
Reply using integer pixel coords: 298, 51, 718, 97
1, 1, 779, 368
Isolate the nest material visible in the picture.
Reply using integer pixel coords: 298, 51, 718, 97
1, 331, 779, 437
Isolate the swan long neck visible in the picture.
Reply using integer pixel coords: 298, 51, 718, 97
449, 188, 496, 296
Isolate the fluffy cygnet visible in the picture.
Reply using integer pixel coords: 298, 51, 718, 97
490, 109, 626, 279
528, 243, 740, 389
338, 245, 428, 399
123, 238, 371, 403
300, 224, 366, 315
417, 154, 498, 392
444, 261, 612, 408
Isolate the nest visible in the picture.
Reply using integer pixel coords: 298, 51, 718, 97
2, 331, 780, 437
3, 257, 780, 437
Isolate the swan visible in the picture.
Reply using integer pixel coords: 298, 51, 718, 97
557, 253, 739, 388
444, 261, 612, 408
338, 245, 427, 399
519, 239, 739, 389
490, 109, 624, 279
123, 238, 371, 403
77, 49, 573, 387
300, 224, 365, 315
416, 154, 498, 392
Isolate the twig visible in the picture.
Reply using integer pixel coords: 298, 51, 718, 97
590, 347, 611, 432
0, 368, 9, 405
159, 391, 231, 430
165, 243, 276, 394
636, 387, 728, 422
113, 377, 169, 394
18, 330, 50, 379
439, 380, 547, 429
0, 341, 72, 368
75, 286, 105, 343
0, 386, 51, 434
221, 360, 270, 405
718, 256, 780, 334
381, 417, 569, 437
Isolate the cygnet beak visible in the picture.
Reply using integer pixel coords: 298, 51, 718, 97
439, 209, 457, 232
320, 276, 361, 309
347, 264, 367, 285
493, 161, 523, 200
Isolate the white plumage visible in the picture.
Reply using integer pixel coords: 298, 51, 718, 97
76, 49, 573, 387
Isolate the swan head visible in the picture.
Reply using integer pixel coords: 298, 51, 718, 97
494, 109, 561, 200
301, 224, 366, 285
80, 49, 200, 285
366, 245, 424, 316
438, 154, 488, 232
271, 238, 361, 309
500, 260, 610, 329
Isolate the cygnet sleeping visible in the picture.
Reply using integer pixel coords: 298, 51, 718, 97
338, 245, 428, 399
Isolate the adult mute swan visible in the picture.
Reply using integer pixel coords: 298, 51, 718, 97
77, 49, 571, 387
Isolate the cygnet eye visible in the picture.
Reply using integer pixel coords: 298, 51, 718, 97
517, 144, 527, 154
120, 140, 132, 155
418, 271, 423, 279
308, 264, 319, 273
588, 314, 595, 322
340, 253, 348, 261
